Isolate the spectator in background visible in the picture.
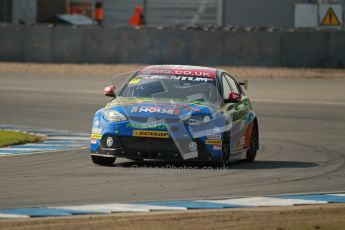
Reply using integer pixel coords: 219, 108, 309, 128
129, 5, 145, 26
95, 1, 104, 25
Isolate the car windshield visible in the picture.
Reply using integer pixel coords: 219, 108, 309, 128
119, 74, 221, 106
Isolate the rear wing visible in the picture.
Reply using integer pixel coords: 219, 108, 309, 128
239, 80, 248, 90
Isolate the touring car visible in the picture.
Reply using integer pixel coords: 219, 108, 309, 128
90, 65, 259, 167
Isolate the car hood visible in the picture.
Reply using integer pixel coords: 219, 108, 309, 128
104, 97, 218, 119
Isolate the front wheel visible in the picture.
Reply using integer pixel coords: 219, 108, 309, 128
91, 155, 116, 166
246, 124, 258, 162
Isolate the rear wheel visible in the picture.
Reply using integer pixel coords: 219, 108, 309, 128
91, 155, 116, 166
246, 124, 258, 162
221, 131, 231, 168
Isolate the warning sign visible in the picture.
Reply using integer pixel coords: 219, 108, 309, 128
320, 4, 342, 28
321, 8, 340, 26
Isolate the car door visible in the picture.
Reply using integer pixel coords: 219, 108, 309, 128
222, 73, 250, 153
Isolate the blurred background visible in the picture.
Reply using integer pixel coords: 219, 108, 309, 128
0, 0, 344, 67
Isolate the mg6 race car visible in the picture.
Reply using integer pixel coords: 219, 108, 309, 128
90, 65, 259, 167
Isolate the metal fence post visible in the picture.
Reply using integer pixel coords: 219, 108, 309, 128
217, 0, 224, 27
143, 0, 147, 24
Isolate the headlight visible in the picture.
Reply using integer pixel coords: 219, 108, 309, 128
186, 115, 211, 126
103, 109, 127, 122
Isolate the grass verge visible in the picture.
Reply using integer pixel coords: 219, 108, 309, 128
0, 130, 43, 147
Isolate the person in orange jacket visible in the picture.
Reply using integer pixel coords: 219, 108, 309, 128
129, 5, 145, 26
95, 1, 104, 25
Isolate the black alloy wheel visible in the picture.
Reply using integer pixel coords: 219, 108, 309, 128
221, 131, 231, 168
246, 124, 258, 162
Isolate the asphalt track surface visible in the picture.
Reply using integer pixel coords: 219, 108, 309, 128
0, 72, 345, 209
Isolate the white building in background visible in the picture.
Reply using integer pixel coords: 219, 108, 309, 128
79, 0, 345, 29
12, 0, 37, 24
1, 0, 344, 29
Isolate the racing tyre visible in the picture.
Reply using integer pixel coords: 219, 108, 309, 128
246, 124, 258, 162
91, 155, 116, 166
221, 131, 231, 168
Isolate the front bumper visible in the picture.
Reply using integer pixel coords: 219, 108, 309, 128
91, 134, 221, 161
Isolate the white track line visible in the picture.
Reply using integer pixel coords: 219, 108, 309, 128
329, 194, 345, 197
198, 197, 327, 207
0, 214, 30, 219
22, 144, 77, 147
0, 148, 44, 151
48, 137, 89, 141
50, 203, 186, 213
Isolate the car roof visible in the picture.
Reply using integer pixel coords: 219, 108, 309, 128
139, 65, 218, 78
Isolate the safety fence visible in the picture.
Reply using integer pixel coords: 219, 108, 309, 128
0, 25, 344, 68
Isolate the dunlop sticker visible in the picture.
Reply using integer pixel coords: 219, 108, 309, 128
133, 130, 169, 138
205, 140, 222, 145
91, 134, 102, 139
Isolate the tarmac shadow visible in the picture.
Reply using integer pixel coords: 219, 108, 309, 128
113, 160, 223, 169
229, 160, 319, 170
113, 159, 319, 170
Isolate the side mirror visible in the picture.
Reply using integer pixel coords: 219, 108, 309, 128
225, 92, 242, 103
239, 80, 248, 90
104, 85, 116, 97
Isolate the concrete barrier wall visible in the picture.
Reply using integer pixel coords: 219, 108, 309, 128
0, 27, 23, 62
0, 25, 344, 68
